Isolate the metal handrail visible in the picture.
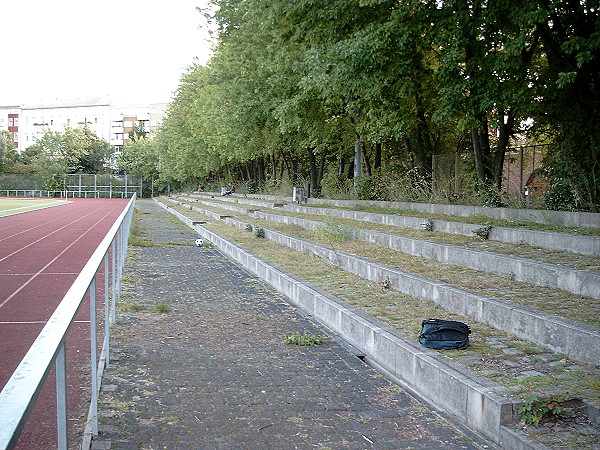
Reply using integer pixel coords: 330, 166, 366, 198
0, 193, 136, 449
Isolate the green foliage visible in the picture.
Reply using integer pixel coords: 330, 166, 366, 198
27, 126, 112, 175
316, 222, 355, 242
116, 137, 159, 180
517, 395, 572, 426
471, 225, 492, 240
44, 173, 65, 192
0, 131, 18, 173
153, 302, 171, 313
245, 180, 258, 194
284, 331, 325, 346
150, 0, 600, 210
544, 182, 578, 211
252, 225, 265, 238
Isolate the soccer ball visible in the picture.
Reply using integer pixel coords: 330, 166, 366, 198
195, 238, 204, 247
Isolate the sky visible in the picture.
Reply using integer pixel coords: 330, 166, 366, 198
1, 0, 214, 106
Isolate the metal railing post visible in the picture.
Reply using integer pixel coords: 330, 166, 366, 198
56, 343, 68, 450
89, 280, 99, 436
104, 253, 110, 367
111, 242, 117, 323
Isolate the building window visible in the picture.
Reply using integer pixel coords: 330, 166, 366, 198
13, 132, 18, 142
8, 118, 13, 127
14, 118, 19, 127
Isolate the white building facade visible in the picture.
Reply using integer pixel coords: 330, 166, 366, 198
15, 99, 167, 152
0, 105, 21, 149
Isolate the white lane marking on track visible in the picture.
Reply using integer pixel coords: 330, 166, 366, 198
1, 200, 68, 213
0, 273, 79, 276
0, 204, 122, 309
0, 320, 91, 324
0, 204, 111, 263
0, 201, 85, 242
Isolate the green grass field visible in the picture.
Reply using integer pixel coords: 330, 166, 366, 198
0, 198, 70, 217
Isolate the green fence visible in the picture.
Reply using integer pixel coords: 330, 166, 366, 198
0, 174, 142, 198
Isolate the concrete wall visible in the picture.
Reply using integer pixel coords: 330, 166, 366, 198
176, 196, 600, 298
280, 203, 600, 256
304, 198, 600, 229
216, 215, 600, 367
250, 210, 600, 299
190, 194, 599, 256
167, 197, 599, 366
157, 201, 521, 446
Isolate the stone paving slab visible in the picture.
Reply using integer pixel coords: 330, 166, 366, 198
92, 200, 489, 449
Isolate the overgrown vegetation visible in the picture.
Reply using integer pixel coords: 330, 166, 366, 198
284, 331, 325, 346
517, 395, 573, 426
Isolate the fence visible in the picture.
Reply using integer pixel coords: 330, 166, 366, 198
432, 144, 550, 200
0, 194, 136, 449
0, 174, 142, 198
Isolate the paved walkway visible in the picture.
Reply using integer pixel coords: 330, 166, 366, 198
93, 200, 487, 449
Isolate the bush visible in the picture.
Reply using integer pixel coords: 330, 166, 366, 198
544, 181, 578, 211
252, 225, 265, 238
245, 180, 258, 194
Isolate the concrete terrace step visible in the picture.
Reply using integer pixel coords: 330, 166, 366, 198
157, 200, 526, 448
176, 195, 600, 300
306, 197, 600, 229
195, 193, 600, 256
168, 196, 600, 365
238, 192, 600, 229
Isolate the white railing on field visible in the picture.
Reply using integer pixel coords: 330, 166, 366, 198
0, 190, 137, 199
0, 193, 136, 449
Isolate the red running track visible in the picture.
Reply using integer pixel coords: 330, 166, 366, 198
0, 198, 130, 449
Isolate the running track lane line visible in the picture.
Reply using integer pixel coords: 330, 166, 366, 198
0, 204, 123, 310
0, 202, 116, 263
1, 200, 67, 214
0, 203, 83, 241
0, 203, 104, 256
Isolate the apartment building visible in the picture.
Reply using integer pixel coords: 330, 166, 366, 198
0, 105, 20, 149
9, 99, 167, 152
19, 98, 111, 149
109, 103, 167, 154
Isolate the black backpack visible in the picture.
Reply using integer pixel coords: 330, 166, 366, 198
419, 319, 471, 350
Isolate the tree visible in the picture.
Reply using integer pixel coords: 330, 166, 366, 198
116, 136, 159, 180
27, 126, 113, 174
0, 131, 18, 173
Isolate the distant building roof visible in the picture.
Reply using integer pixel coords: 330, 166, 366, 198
22, 97, 111, 110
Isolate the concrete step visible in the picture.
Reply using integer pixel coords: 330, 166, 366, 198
192, 193, 599, 256
158, 199, 550, 449
176, 195, 600, 299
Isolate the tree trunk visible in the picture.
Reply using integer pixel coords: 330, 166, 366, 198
307, 147, 320, 196
471, 116, 493, 186
374, 142, 382, 171
402, 137, 415, 172
493, 110, 515, 189
362, 143, 372, 177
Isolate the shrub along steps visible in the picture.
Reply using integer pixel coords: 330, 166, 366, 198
193, 193, 600, 256
176, 195, 600, 300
